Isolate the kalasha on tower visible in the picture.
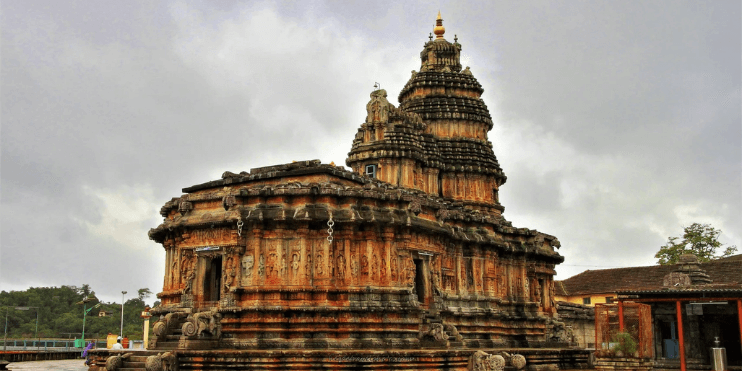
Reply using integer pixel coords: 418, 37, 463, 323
89, 14, 580, 371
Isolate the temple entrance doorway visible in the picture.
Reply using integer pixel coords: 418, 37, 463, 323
203, 256, 222, 302
414, 258, 426, 305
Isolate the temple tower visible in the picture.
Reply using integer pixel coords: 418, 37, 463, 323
347, 13, 506, 215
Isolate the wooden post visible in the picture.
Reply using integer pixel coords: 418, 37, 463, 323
676, 301, 686, 371
595, 304, 600, 351
618, 300, 624, 332
738, 299, 742, 356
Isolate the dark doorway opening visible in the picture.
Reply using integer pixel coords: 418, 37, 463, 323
203, 256, 222, 302
414, 258, 425, 304
438, 173, 443, 197
658, 319, 679, 359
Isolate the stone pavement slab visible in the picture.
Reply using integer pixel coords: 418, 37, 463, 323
7, 359, 87, 370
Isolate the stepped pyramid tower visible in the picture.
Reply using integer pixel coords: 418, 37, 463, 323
87, 14, 582, 371
347, 12, 506, 214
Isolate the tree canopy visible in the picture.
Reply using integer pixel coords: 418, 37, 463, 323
655, 223, 738, 265
0, 284, 157, 340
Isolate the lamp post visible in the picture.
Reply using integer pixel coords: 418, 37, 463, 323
77, 296, 98, 345
120, 291, 127, 338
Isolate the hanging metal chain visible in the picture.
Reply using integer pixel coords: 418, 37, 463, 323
237, 219, 244, 237
327, 214, 334, 243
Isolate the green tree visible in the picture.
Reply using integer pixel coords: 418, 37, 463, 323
655, 223, 738, 265
137, 288, 152, 302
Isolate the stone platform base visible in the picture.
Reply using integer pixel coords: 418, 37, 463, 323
594, 357, 653, 371
87, 348, 592, 371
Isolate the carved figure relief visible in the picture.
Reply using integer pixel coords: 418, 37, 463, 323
361, 255, 369, 276
328, 250, 334, 278
337, 254, 345, 279
170, 258, 178, 288
267, 252, 278, 279
371, 255, 379, 280
549, 281, 555, 308
533, 280, 542, 303
366, 89, 390, 124
291, 253, 300, 275
351, 255, 358, 277
222, 256, 234, 292
315, 254, 324, 276
280, 257, 287, 278
405, 256, 415, 286
391, 249, 398, 281
241, 255, 254, 284
257, 254, 265, 278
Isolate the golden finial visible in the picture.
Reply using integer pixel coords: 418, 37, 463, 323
434, 11, 445, 39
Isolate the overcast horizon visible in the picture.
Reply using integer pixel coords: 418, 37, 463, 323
2, 1, 740, 305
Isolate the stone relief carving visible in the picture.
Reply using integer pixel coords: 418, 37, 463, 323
223, 255, 237, 292
241, 255, 254, 282
361, 255, 369, 277
350, 255, 358, 277
337, 254, 345, 279
257, 254, 265, 278
291, 253, 300, 274
366, 89, 391, 124
267, 252, 278, 279
144, 352, 175, 371
182, 254, 196, 294
405, 256, 415, 286
182, 310, 221, 339
468, 350, 525, 371
315, 253, 324, 276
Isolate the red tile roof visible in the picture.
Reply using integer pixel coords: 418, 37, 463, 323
556, 255, 742, 296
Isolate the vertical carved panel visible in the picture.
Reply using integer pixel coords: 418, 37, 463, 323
289, 239, 301, 285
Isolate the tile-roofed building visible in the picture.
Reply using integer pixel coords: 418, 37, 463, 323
557, 255, 742, 370
555, 254, 742, 305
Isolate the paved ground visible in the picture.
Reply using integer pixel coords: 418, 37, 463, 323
6, 359, 88, 370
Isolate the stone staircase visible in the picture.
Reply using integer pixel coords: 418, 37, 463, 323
150, 312, 189, 350
116, 354, 147, 371
152, 327, 182, 350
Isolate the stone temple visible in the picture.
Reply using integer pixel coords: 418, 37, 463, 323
90, 14, 589, 371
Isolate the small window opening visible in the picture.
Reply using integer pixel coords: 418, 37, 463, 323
583, 297, 591, 305
605, 296, 613, 304
365, 164, 377, 178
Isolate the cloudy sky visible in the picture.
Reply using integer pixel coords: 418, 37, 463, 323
2, 1, 739, 305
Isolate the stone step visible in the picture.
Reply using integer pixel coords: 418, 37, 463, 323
152, 342, 179, 349
123, 361, 145, 368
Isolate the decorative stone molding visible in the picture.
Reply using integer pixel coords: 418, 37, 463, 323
182, 310, 222, 339
105, 353, 131, 371
145, 352, 176, 371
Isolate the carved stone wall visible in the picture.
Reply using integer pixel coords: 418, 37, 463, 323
149, 160, 563, 350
